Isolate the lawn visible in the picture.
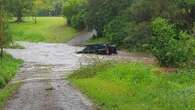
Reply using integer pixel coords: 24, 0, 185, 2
0, 54, 23, 109
10, 17, 78, 43
69, 62, 195, 110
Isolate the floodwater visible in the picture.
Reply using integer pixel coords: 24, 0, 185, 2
5, 42, 93, 110
5, 42, 155, 110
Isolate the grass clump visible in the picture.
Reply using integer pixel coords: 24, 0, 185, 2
0, 83, 20, 109
69, 62, 195, 110
10, 17, 78, 43
0, 54, 23, 109
0, 54, 23, 88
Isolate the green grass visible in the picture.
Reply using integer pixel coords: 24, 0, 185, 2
0, 83, 20, 110
85, 37, 109, 45
0, 54, 23, 88
0, 54, 23, 109
69, 62, 195, 110
10, 17, 78, 43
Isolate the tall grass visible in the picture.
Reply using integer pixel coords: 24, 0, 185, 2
0, 83, 20, 109
0, 54, 23, 109
69, 62, 195, 110
0, 54, 23, 88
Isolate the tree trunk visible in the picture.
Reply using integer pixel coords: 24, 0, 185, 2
34, 16, 37, 24
16, 16, 22, 22
16, 11, 23, 22
0, 47, 3, 58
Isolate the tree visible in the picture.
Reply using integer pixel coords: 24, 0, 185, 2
34, 0, 64, 16
86, 0, 133, 36
31, 0, 45, 24
8, 0, 33, 22
63, 0, 87, 25
0, 1, 12, 58
150, 18, 194, 67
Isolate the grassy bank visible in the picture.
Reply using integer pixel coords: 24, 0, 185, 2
10, 17, 78, 43
0, 83, 20, 109
85, 37, 109, 45
69, 62, 195, 110
0, 54, 23, 109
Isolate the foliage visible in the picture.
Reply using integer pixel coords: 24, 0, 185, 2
33, 0, 64, 17
0, 83, 20, 109
70, 62, 195, 110
0, 54, 22, 108
150, 18, 194, 67
104, 14, 152, 50
7, 0, 33, 22
64, 0, 195, 67
124, 22, 152, 51
63, 0, 87, 26
0, 8, 12, 58
71, 10, 87, 30
10, 17, 78, 43
104, 16, 129, 46
0, 54, 23, 88
86, 0, 133, 36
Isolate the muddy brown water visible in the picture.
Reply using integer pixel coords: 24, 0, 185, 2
5, 42, 155, 110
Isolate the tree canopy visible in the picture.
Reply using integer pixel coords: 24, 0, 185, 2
63, 0, 195, 67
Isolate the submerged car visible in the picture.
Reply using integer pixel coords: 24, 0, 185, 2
77, 44, 118, 55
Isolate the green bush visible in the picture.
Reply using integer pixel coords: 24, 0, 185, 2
63, 0, 87, 26
71, 10, 87, 30
0, 54, 23, 88
124, 22, 152, 51
150, 17, 194, 67
0, 76, 6, 88
86, 0, 133, 36
0, 11, 12, 57
104, 16, 129, 46
104, 16, 152, 51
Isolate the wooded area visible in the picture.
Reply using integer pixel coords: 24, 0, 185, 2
64, 0, 195, 67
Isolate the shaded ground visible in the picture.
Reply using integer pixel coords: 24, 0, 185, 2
4, 41, 155, 110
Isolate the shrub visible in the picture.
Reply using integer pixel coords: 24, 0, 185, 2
86, 0, 133, 36
124, 22, 152, 51
71, 10, 87, 30
104, 16, 152, 51
63, 0, 87, 25
104, 16, 129, 46
0, 10, 12, 58
0, 54, 23, 88
150, 17, 194, 67
0, 76, 6, 88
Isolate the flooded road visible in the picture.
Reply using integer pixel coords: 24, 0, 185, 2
5, 42, 155, 110
5, 42, 93, 110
